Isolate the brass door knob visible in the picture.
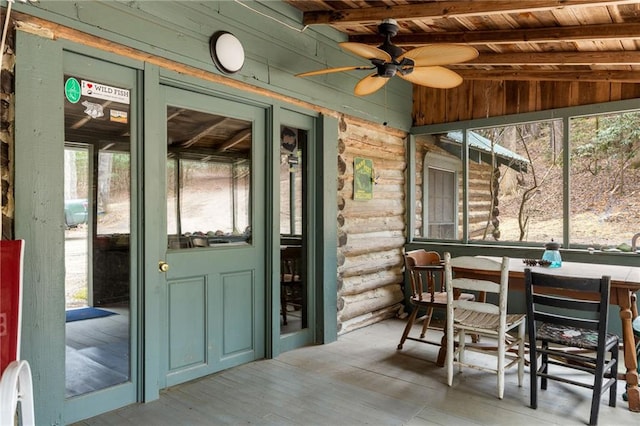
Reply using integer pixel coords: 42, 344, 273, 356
158, 261, 170, 273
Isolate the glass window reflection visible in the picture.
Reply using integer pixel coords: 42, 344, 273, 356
166, 107, 252, 248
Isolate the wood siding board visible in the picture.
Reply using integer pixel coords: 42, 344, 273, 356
472, 81, 490, 120
597, 81, 614, 103
538, 80, 555, 110
413, 76, 640, 125
444, 85, 456, 123
505, 80, 521, 115
552, 81, 571, 108
491, 80, 506, 117
610, 82, 623, 100
577, 81, 595, 104
14, 31, 66, 425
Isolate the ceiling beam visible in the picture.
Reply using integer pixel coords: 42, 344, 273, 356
468, 51, 640, 65
456, 69, 640, 82
349, 22, 640, 45
176, 117, 227, 148
302, 0, 639, 25
218, 128, 251, 152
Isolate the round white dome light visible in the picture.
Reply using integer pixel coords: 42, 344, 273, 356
210, 31, 245, 74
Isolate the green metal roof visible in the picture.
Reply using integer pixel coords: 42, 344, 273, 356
444, 130, 529, 172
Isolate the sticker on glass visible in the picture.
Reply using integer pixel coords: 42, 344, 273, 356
82, 100, 104, 119
81, 80, 130, 104
110, 110, 128, 123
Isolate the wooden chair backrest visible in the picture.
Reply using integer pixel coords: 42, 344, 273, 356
281, 245, 303, 282
1, 240, 25, 374
446, 254, 509, 318
404, 249, 442, 301
191, 235, 209, 247
525, 269, 611, 335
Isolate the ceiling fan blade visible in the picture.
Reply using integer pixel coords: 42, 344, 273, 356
400, 44, 478, 67
340, 42, 392, 62
354, 73, 389, 96
296, 65, 374, 78
399, 66, 463, 89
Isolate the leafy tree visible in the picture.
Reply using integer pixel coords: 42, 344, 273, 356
573, 112, 640, 194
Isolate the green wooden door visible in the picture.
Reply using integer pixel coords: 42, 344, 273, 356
155, 86, 266, 387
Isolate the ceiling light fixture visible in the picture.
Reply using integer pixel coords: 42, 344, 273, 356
209, 31, 245, 74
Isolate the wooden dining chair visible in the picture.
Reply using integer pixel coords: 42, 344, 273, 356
397, 249, 475, 356
525, 268, 618, 426
444, 253, 526, 399
190, 235, 209, 247
280, 245, 303, 326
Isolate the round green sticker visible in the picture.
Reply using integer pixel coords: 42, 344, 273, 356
64, 77, 81, 103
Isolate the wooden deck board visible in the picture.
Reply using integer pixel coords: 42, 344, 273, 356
75, 318, 637, 425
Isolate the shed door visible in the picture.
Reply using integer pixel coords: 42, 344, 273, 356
156, 86, 266, 387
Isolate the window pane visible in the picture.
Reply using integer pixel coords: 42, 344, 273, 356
428, 168, 456, 239
63, 72, 133, 398
569, 111, 640, 250
415, 133, 462, 240
279, 125, 307, 335
468, 122, 563, 244
166, 107, 251, 248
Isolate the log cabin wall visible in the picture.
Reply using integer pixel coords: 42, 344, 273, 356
336, 115, 408, 334
0, 23, 14, 240
414, 80, 640, 125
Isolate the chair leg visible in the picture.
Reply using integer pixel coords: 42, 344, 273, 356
446, 315, 455, 387
498, 332, 505, 399
530, 344, 538, 410
420, 307, 433, 338
398, 307, 419, 350
458, 330, 465, 372
589, 366, 604, 426
609, 343, 618, 407
541, 341, 548, 390
517, 322, 525, 388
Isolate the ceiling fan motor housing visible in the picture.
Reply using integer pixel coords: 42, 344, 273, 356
378, 19, 399, 37
378, 18, 404, 60
377, 62, 397, 78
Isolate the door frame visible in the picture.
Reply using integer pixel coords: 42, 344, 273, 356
15, 34, 145, 424
275, 109, 317, 352
61, 50, 142, 424
269, 107, 339, 357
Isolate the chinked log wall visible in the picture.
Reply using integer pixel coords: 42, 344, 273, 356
336, 116, 408, 335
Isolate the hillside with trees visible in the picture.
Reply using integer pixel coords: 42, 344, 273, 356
475, 111, 640, 250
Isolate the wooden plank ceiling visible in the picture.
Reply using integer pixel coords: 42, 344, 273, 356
285, 0, 640, 83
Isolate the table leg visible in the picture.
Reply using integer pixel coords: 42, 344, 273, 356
616, 288, 640, 412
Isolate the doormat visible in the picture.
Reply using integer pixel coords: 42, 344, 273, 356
65, 307, 117, 323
